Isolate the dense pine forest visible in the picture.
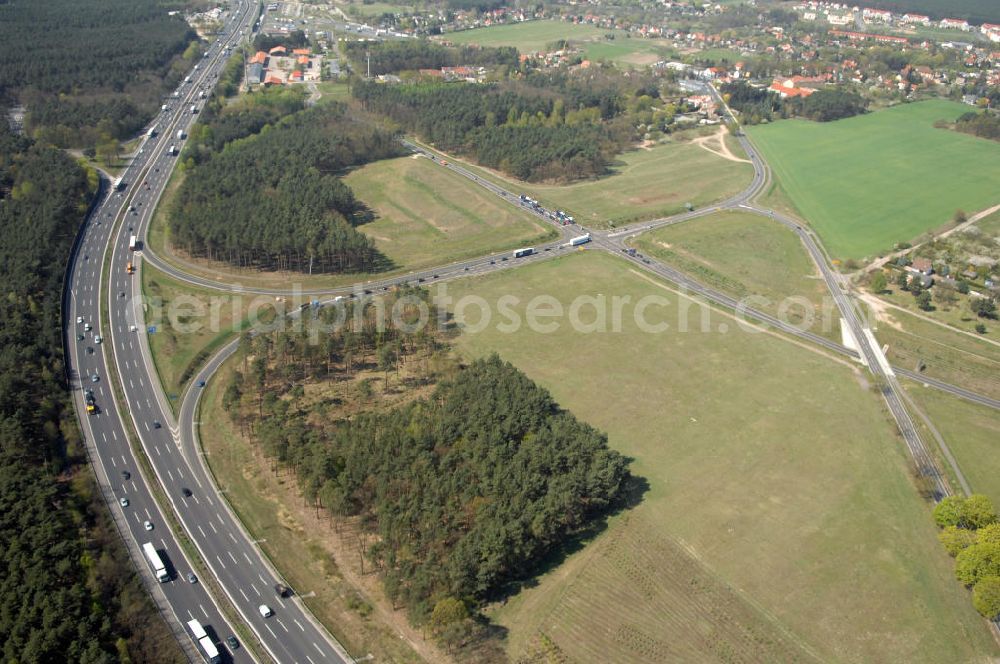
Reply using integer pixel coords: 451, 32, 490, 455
0, 0, 197, 146
0, 122, 181, 662
224, 291, 630, 646
342, 40, 519, 76
353, 78, 635, 182
170, 100, 402, 273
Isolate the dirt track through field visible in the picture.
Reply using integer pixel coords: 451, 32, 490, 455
692, 126, 751, 164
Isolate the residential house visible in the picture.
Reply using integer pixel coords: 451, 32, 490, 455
940, 18, 971, 31
911, 257, 933, 275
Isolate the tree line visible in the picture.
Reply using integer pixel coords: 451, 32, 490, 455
0, 0, 198, 146
342, 40, 519, 76
954, 111, 1000, 142
721, 81, 868, 125
170, 101, 402, 273
0, 120, 182, 662
353, 79, 635, 182
932, 494, 1000, 620
223, 293, 630, 643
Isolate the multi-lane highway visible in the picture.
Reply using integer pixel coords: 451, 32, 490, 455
67, 2, 355, 663
66, 7, 1000, 661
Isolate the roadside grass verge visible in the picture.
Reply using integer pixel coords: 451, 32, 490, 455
198, 356, 431, 663
631, 210, 841, 340
903, 381, 1000, 506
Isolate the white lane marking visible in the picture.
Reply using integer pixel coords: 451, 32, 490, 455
306, 656, 316, 664
228, 532, 237, 544
312, 642, 324, 656
144, 422, 150, 432
192, 495, 200, 505
209, 521, 218, 534
238, 586, 249, 601
132, 512, 141, 524
154, 446, 161, 457
216, 512, 225, 525
166, 469, 174, 482
197, 525, 206, 538
121, 455, 127, 465
200, 604, 209, 619
144, 508, 151, 519
176, 466, 184, 478
265, 625, 277, 639
216, 554, 226, 569
131, 481, 137, 492
110, 456, 117, 467
294, 618, 305, 632
276, 618, 289, 633
251, 583, 261, 596
112, 430, 118, 441
101, 432, 107, 443
243, 551, 253, 565
187, 609, 195, 621
204, 494, 212, 505
227, 550, 238, 565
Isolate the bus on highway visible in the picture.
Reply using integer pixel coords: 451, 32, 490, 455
141, 542, 169, 583
186, 619, 221, 664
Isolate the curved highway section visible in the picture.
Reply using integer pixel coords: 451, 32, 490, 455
67, 7, 1000, 662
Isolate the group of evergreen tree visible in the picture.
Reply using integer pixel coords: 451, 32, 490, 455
0, 0, 197, 146
954, 111, 1000, 142
353, 79, 633, 182
170, 101, 402, 274
0, 121, 180, 662
342, 40, 518, 76
224, 293, 630, 634
721, 81, 868, 124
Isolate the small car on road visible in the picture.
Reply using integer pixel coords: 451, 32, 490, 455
119, 497, 129, 507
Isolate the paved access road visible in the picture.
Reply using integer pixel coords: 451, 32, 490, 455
68, 2, 355, 663
70, 13, 1000, 662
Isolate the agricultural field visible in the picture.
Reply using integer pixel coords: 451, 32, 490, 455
420, 132, 753, 229
632, 210, 840, 339
441, 20, 673, 65
344, 155, 555, 268
748, 100, 1000, 261
444, 250, 996, 663
904, 383, 1000, 506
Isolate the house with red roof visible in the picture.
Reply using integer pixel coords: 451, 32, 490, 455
269, 45, 287, 56
250, 51, 268, 65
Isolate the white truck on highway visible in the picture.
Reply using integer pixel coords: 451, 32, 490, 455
176, 129, 185, 140
167, 144, 178, 156
513, 247, 535, 258
142, 542, 169, 582
569, 233, 592, 246
146, 125, 157, 139
186, 619, 221, 664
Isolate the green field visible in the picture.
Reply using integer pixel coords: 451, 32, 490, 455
632, 210, 840, 338
905, 382, 1000, 506
141, 262, 268, 409
344, 155, 555, 268
748, 100, 1000, 260
442, 251, 996, 663
441, 20, 672, 65
147, 152, 553, 290
422, 135, 752, 229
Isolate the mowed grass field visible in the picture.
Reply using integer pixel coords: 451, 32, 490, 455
344, 155, 555, 268
904, 382, 1000, 507
632, 210, 841, 338
430, 137, 753, 228
443, 251, 996, 663
748, 100, 1000, 260
441, 20, 672, 65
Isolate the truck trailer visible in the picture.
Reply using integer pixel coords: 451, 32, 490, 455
569, 233, 592, 247
128, 235, 138, 251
